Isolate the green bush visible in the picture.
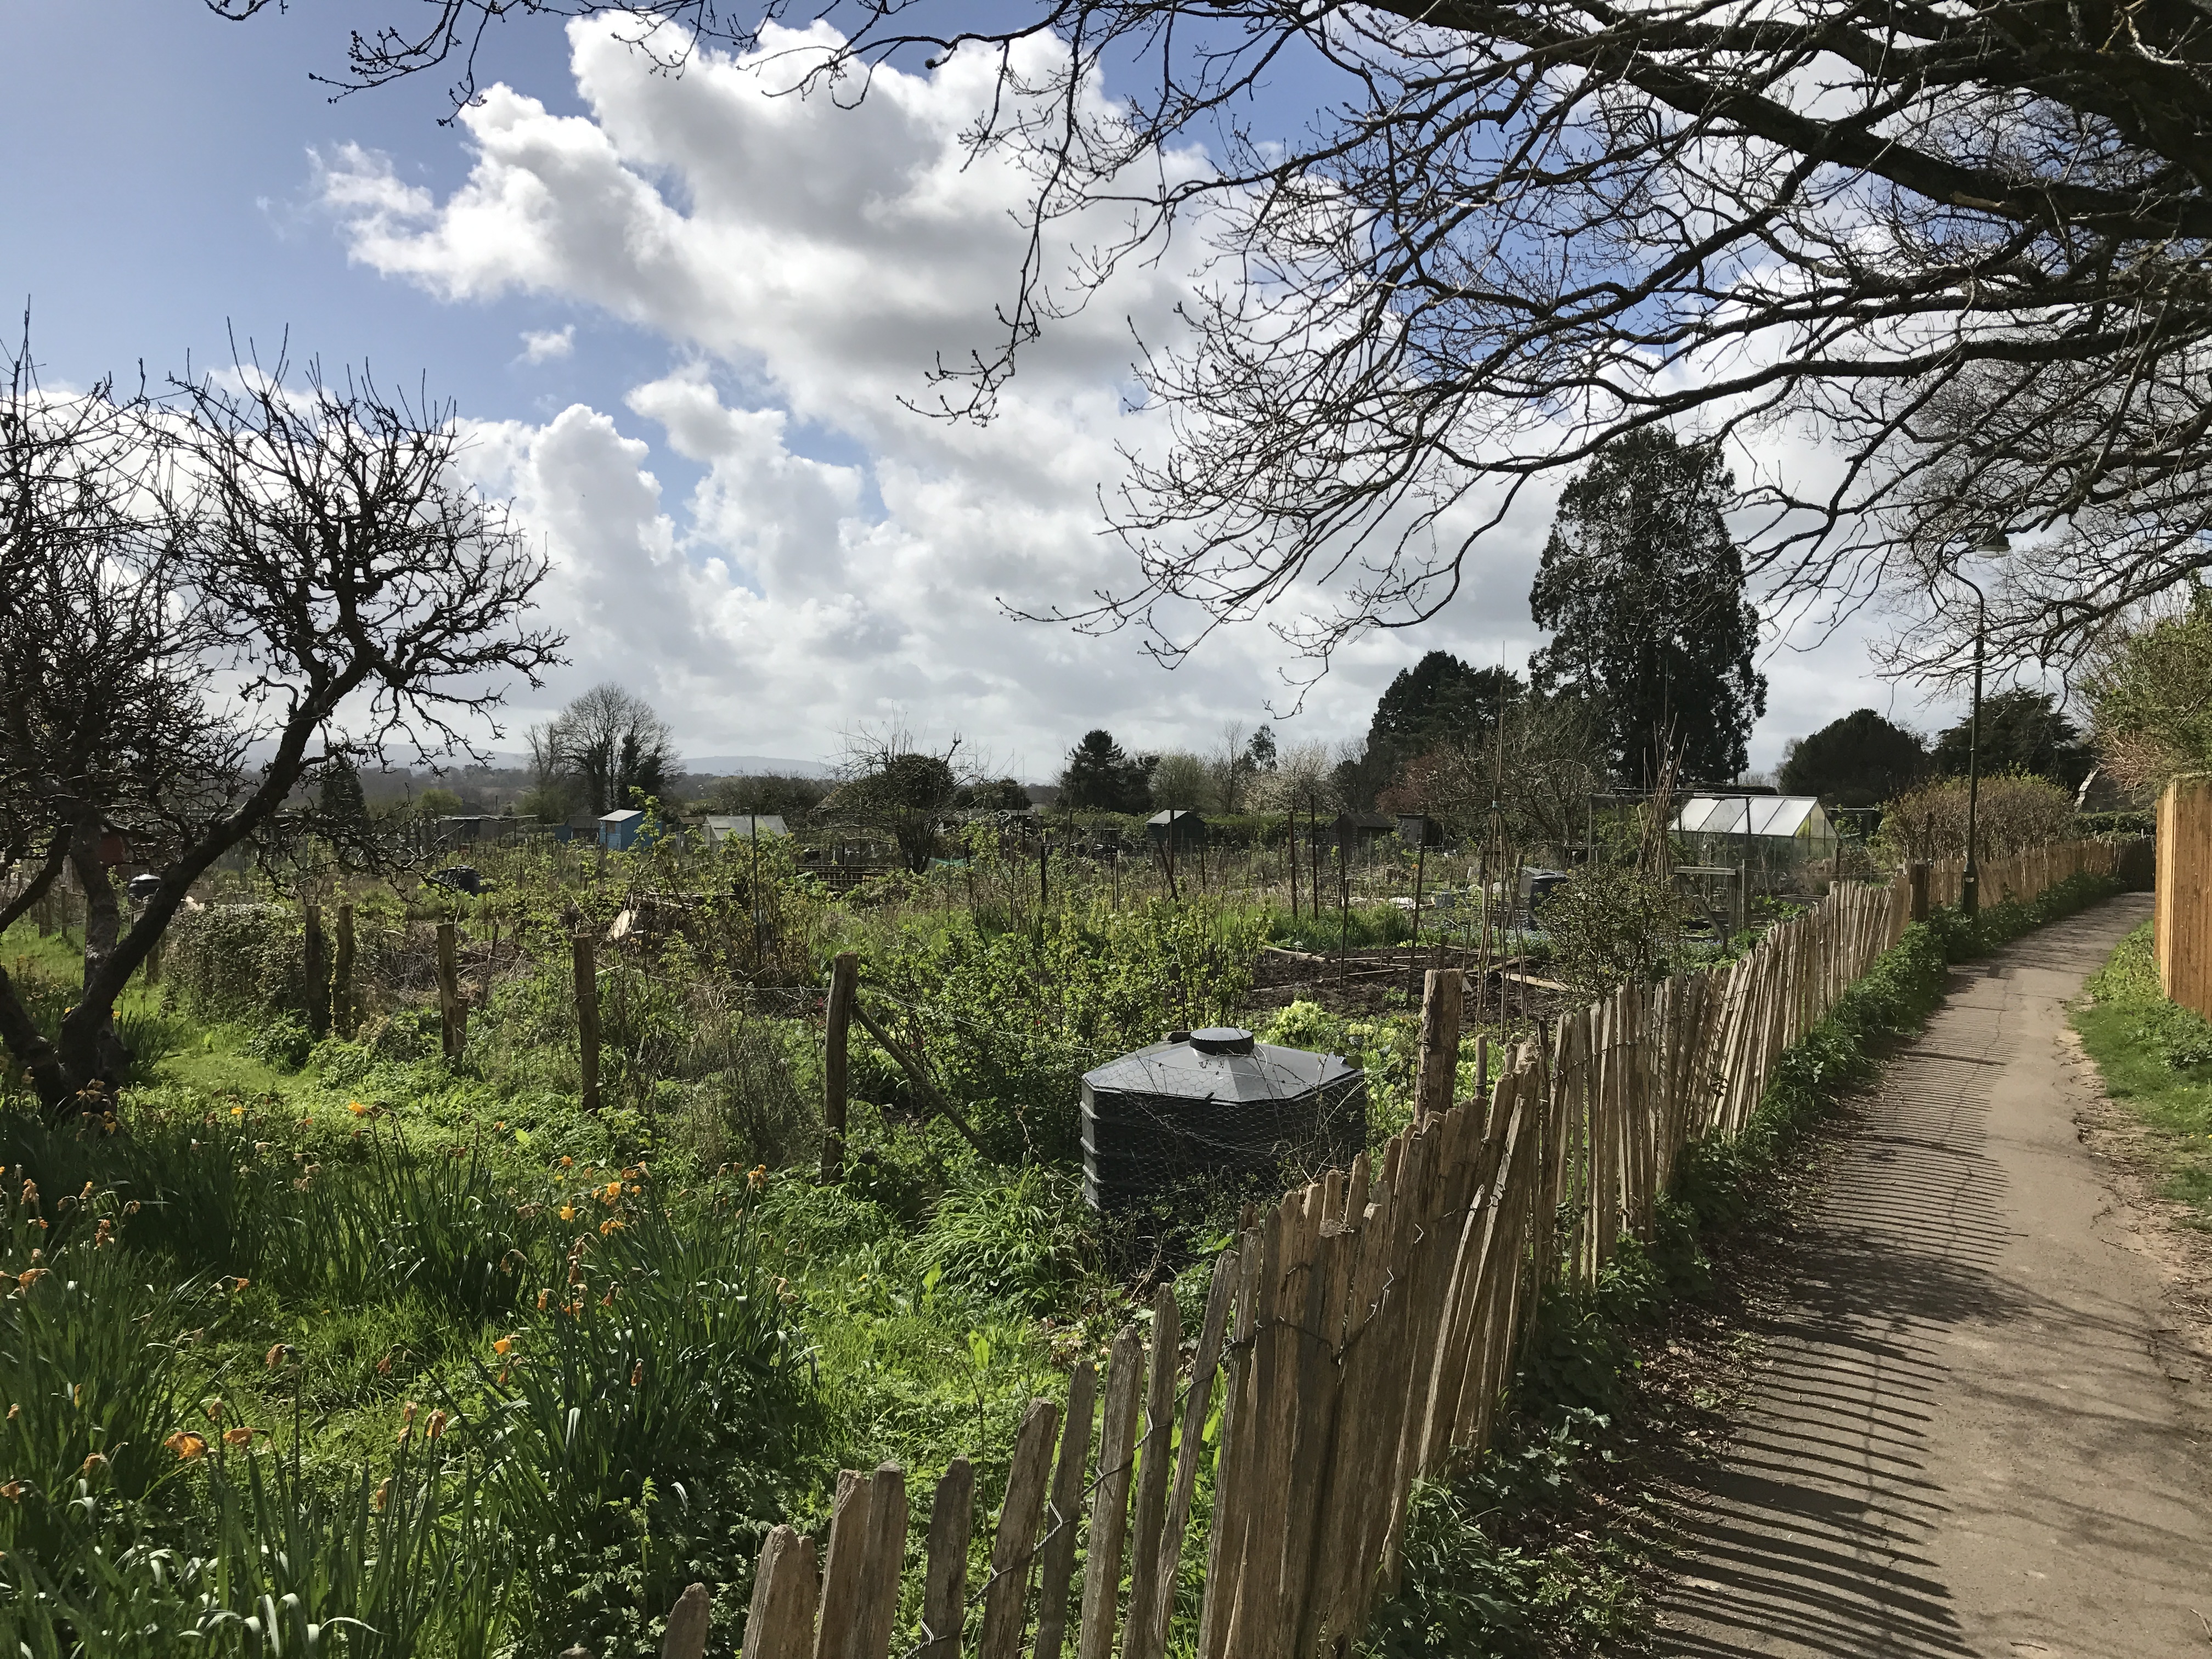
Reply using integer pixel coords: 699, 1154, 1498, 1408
162, 905, 305, 1023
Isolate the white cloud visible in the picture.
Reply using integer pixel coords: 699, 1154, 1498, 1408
323, 16, 1901, 772
518, 324, 574, 363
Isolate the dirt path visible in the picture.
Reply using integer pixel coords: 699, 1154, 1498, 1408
1654, 894, 2212, 1659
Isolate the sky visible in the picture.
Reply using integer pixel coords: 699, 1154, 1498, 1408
1, 0, 1956, 782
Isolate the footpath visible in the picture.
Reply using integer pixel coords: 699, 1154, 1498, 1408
1655, 894, 2212, 1659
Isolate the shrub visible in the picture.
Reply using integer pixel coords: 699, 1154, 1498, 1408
162, 905, 305, 1022
1538, 864, 1690, 996
1871, 774, 2077, 862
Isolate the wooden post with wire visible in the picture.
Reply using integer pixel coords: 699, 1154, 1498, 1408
303, 902, 330, 1039
573, 931, 602, 1113
435, 920, 464, 1061
332, 902, 355, 1037
822, 951, 860, 1183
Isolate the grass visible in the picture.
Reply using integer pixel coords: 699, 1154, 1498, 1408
2072, 919, 2212, 1224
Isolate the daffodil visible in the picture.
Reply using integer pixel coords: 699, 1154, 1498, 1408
165, 1432, 206, 1461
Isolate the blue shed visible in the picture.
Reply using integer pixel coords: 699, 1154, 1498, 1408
598, 809, 647, 851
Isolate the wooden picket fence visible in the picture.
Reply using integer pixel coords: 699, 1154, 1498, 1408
1921, 837, 2119, 913
725, 843, 2123, 1659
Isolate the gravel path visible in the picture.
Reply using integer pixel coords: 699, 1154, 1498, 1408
1654, 894, 2212, 1659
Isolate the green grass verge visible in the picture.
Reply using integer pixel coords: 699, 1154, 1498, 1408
1365, 869, 2127, 1657
2071, 919, 2212, 1225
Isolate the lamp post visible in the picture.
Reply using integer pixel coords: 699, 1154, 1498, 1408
1956, 532, 2011, 918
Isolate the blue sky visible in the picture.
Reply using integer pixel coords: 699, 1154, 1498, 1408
2, 0, 1940, 780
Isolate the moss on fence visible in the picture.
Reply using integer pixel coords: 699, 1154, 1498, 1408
1367, 868, 2123, 1657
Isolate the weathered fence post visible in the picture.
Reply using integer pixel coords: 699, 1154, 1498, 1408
1907, 861, 1931, 923
332, 903, 354, 1037
573, 932, 601, 1114
662, 1583, 710, 1659
822, 951, 859, 1183
435, 920, 465, 1061
1413, 967, 1463, 1124
302, 903, 330, 1040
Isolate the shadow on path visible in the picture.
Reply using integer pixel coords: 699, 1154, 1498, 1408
1652, 895, 2210, 1659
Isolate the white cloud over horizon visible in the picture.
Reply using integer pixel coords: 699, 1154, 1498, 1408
319, 15, 1933, 777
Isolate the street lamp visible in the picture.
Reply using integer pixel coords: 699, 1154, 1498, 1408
1957, 531, 2012, 917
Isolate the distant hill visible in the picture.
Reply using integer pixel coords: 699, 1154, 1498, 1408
681, 755, 838, 779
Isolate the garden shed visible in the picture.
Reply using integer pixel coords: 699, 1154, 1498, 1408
597, 808, 647, 851
1674, 794, 1838, 890
1146, 809, 1207, 849
703, 814, 788, 847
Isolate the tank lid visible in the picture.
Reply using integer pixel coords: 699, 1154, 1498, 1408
1188, 1026, 1255, 1055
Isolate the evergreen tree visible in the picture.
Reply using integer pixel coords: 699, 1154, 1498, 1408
317, 755, 369, 829
1058, 730, 1152, 812
1778, 710, 1927, 808
1528, 428, 1767, 784
1368, 652, 1523, 761
1929, 690, 2094, 790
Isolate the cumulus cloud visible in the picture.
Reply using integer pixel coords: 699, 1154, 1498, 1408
321, 16, 1893, 770
517, 324, 574, 363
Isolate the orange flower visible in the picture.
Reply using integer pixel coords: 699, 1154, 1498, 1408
348, 1101, 369, 1116
166, 1432, 207, 1461
228, 1277, 250, 1293
747, 1164, 767, 1191
603, 1180, 622, 1201
535, 1288, 551, 1311
560, 1155, 573, 1168
425, 1409, 448, 1440
371, 1476, 393, 1512
0, 1480, 20, 1499
222, 1427, 255, 1448
491, 1337, 513, 1356
264, 1345, 291, 1370
78, 1453, 106, 1476
15, 1268, 48, 1290
558, 1205, 575, 1222
629, 1361, 643, 1387
376, 1352, 394, 1376
229, 1107, 244, 1118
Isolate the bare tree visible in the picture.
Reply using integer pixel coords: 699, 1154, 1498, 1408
827, 723, 969, 871
218, 0, 2212, 679
533, 682, 680, 817
0, 342, 561, 1114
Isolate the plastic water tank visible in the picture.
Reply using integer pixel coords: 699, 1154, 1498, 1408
1079, 1026, 1367, 1214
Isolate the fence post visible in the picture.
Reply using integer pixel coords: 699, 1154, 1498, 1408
332, 902, 354, 1036
302, 903, 330, 1039
435, 920, 465, 1061
1906, 861, 1930, 922
1413, 967, 1463, 1123
823, 951, 859, 1183
573, 932, 602, 1114
663, 1583, 710, 1659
